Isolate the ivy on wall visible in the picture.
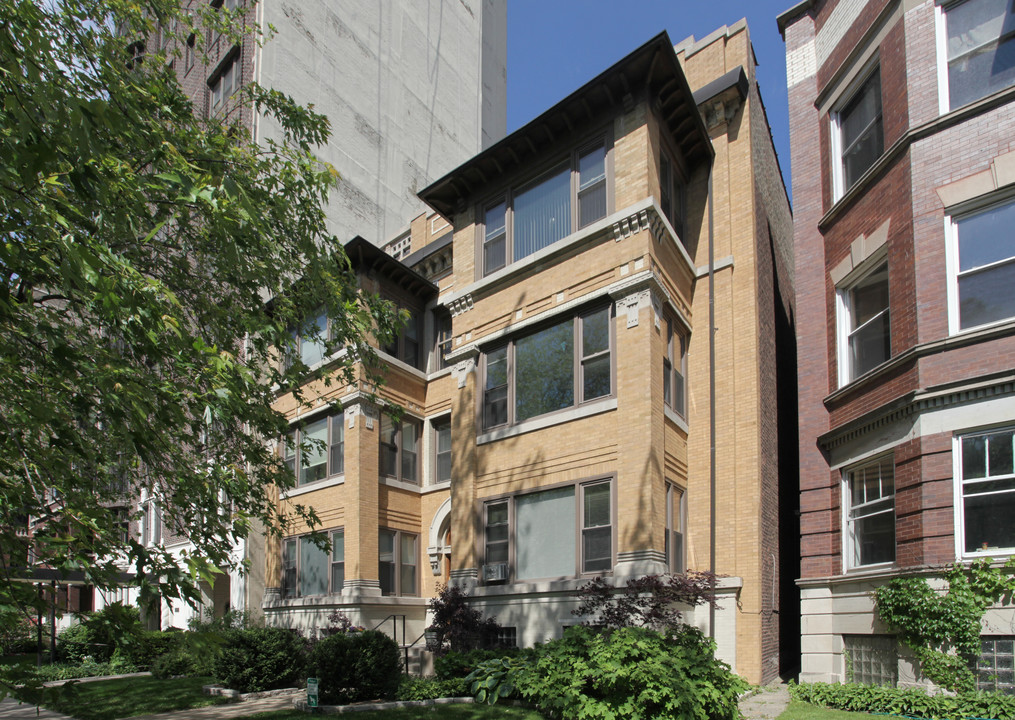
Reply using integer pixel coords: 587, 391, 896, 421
873, 558, 1015, 692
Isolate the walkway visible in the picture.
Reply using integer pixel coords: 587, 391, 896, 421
739, 681, 791, 720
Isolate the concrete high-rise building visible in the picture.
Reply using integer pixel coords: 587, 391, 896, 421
781, 0, 1015, 691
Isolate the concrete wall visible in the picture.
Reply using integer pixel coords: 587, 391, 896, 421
255, 0, 506, 247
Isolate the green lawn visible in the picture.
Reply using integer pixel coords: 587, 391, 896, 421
239, 705, 545, 720
777, 699, 885, 719
26, 675, 233, 720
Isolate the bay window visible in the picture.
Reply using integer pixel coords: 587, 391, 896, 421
957, 427, 1015, 555
948, 198, 1015, 332
481, 479, 614, 584
844, 455, 895, 569
481, 138, 609, 276
665, 484, 685, 574
284, 411, 344, 486
379, 529, 417, 596
659, 151, 686, 239
288, 307, 329, 368
382, 304, 421, 369
663, 316, 687, 417
482, 305, 613, 430
379, 414, 420, 484
434, 418, 452, 484
282, 529, 344, 598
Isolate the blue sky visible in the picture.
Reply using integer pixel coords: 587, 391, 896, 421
506, 0, 794, 200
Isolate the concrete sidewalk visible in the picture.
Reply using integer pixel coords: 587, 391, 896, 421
0, 692, 297, 720
739, 681, 791, 720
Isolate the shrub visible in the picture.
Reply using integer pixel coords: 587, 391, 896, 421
57, 603, 142, 664
117, 629, 182, 669
0, 612, 35, 655
482, 624, 747, 720
307, 630, 402, 704
434, 647, 524, 680
396, 676, 469, 701
790, 681, 1015, 720
150, 651, 198, 679
427, 583, 502, 653
572, 573, 718, 630
212, 626, 307, 693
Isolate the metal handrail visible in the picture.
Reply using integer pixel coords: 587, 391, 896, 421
368, 614, 433, 675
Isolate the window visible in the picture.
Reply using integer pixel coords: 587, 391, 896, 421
284, 412, 344, 486
844, 455, 895, 568
957, 427, 1015, 555
941, 0, 1015, 110
948, 198, 1015, 331
482, 480, 613, 584
977, 636, 1015, 694
663, 316, 687, 417
843, 635, 898, 686
482, 305, 612, 430
659, 152, 685, 238
379, 414, 420, 484
383, 305, 421, 369
833, 67, 883, 197
434, 311, 453, 371
288, 307, 329, 368
484, 501, 509, 581
837, 261, 890, 384
434, 418, 451, 484
481, 139, 609, 276
665, 484, 686, 574
184, 33, 195, 73
379, 529, 417, 596
282, 530, 344, 598
581, 482, 612, 573
209, 54, 240, 110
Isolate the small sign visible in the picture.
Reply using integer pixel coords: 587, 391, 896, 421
307, 677, 319, 708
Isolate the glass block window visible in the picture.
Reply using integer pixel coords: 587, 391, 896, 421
844, 634, 898, 686
978, 636, 1015, 694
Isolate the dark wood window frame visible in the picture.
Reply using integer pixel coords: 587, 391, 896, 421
481, 304, 614, 431
283, 411, 344, 486
478, 133, 613, 278
281, 528, 344, 599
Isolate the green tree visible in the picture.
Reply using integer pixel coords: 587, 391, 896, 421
0, 0, 395, 666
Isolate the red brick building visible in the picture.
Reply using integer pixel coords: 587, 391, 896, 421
780, 0, 1015, 689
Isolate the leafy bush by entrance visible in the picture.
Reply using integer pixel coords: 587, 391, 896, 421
212, 626, 307, 693
307, 630, 401, 704
468, 624, 747, 720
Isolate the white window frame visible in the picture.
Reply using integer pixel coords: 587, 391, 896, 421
835, 251, 890, 386
953, 425, 1015, 559
830, 61, 884, 201
842, 454, 896, 572
935, 0, 1015, 115
944, 194, 1015, 335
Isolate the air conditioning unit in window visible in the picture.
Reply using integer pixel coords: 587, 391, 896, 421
483, 563, 509, 582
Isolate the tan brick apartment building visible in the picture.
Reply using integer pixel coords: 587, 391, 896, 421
91, 0, 505, 629
264, 25, 795, 685
780, 0, 1015, 690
